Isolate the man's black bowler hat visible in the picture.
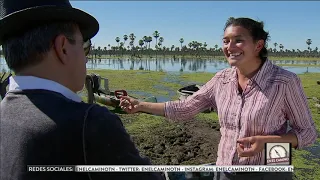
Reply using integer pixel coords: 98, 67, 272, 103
0, 0, 99, 44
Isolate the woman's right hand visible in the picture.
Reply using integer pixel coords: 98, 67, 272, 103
119, 96, 141, 114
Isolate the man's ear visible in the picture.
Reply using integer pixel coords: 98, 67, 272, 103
255, 40, 264, 53
53, 35, 69, 65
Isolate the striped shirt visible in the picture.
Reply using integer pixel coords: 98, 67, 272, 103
164, 59, 317, 165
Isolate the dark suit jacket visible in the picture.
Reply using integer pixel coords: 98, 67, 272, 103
0, 90, 164, 180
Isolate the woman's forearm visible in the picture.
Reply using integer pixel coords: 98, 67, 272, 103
138, 102, 166, 116
261, 133, 298, 148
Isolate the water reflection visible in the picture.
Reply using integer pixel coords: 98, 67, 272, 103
84, 58, 320, 74
86, 58, 229, 72
1, 57, 320, 74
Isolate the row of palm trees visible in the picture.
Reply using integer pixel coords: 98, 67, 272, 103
110, 31, 166, 52
0, 31, 317, 58
89, 31, 319, 58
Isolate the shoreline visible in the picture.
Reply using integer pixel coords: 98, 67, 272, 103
87, 55, 320, 61
1, 54, 320, 61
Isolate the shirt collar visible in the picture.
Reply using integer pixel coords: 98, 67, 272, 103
8, 76, 82, 102
222, 58, 274, 91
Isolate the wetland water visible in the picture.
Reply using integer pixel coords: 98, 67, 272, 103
84, 58, 320, 74
1, 57, 320, 74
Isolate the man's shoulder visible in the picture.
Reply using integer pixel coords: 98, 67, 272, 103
85, 102, 121, 119
84, 104, 124, 131
1, 90, 119, 124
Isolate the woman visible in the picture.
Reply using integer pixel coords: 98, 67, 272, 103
120, 17, 317, 180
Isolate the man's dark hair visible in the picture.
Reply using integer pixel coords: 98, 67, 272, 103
2, 21, 78, 73
224, 17, 270, 60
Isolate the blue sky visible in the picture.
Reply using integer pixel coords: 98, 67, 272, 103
71, 1, 320, 51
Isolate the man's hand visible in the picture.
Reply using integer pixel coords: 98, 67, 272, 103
236, 136, 266, 157
119, 96, 141, 114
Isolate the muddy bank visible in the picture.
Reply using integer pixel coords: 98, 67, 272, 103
119, 114, 221, 165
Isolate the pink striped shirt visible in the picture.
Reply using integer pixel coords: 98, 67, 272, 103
164, 59, 317, 165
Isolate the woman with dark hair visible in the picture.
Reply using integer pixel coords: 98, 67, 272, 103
120, 17, 317, 180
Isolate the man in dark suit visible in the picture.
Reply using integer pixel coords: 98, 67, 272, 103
0, 0, 164, 180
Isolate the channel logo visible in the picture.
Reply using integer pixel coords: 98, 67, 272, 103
265, 143, 292, 165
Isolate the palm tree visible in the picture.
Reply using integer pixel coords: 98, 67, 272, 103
129, 41, 134, 49
269, 48, 273, 52
159, 37, 164, 44
119, 42, 124, 56
203, 42, 208, 50
188, 42, 192, 49
143, 36, 148, 49
306, 39, 312, 52
139, 40, 144, 49
279, 44, 284, 52
97, 46, 101, 57
147, 36, 152, 49
153, 31, 160, 49
157, 37, 164, 53
171, 45, 175, 51
115, 37, 120, 47
179, 38, 184, 49
273, 42, 278, 52
129, 33, 136, 50
123, 35, 128, 46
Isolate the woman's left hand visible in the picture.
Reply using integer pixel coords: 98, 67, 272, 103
236, 136, 266, 157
